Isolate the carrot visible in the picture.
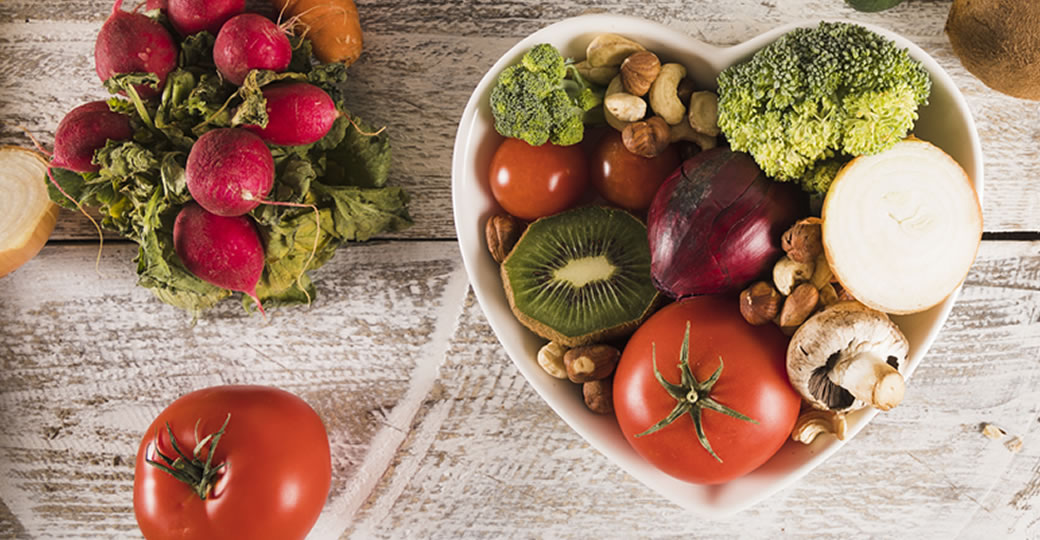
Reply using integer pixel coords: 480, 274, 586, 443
270, 0, 363, 66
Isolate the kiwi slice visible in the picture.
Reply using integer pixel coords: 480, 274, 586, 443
501, 206, 659, 347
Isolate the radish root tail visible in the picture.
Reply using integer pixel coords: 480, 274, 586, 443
46, 167, 106, 277
346, 115, 386, 137
279, 4, 351, 38
9, 123, 53, 158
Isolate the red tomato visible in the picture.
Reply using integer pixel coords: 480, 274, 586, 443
613, 296, 801, 484
590, 131, 680, 212
488, 137, 588, 220
133, 385, 331, 540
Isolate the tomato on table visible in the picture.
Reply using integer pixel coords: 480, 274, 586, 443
590, 130, 680, 212
613, 295, 801, 484
488, 137, 588, 220
133, 385, 331, 540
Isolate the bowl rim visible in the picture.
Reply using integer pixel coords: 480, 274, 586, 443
451, 13, 983, 516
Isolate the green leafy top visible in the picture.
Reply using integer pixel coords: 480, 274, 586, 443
716, 21, 930, 193
48, 33, 412, 315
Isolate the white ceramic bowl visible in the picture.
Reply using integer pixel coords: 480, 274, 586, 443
451, 14, 983, 515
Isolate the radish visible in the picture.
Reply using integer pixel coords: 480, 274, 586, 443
167, 0, 245, 37
214, 13, 293, 86
173, 202, 266, 316
95, 0, 178, 99
51, 101, 134, 174
243, 82, 338, 146
144, 0, 167, 10
43, 100, 135, 265
185, 128, 275, 216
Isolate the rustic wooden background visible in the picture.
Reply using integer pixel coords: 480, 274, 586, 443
1, 0, 1038, 538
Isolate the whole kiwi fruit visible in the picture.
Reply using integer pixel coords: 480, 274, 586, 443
945, 0, 1040, 100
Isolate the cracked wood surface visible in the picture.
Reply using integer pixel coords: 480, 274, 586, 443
1, 0, 1039, 538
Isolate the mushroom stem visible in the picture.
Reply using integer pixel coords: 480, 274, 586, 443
827, 351, 905, 410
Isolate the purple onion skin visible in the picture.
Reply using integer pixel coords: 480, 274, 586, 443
647, 148, 807, 298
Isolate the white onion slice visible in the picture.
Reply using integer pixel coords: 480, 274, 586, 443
822, 138, 982, 314
0, 146, 57, 277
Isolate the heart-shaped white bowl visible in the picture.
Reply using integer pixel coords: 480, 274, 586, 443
451, 14, 983, 515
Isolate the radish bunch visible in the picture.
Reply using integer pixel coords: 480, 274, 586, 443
44, 0, 412, 316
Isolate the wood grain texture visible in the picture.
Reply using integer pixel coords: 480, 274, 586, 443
0, 241, 1037, 538
0, 0, 1036, 239
1, 0, 1038, 538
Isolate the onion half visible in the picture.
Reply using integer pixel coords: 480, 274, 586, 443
822, 138, 982, 314
0, 147, 58, 277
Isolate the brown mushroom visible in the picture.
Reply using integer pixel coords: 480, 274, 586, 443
787, 301, 909, 412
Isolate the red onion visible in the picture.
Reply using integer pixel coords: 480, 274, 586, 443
647, 148, 807, 298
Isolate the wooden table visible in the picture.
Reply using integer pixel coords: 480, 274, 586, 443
2, 1, 1038, 538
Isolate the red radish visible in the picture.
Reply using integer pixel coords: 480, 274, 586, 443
214, 13, 293, 86
95, 0, 178, 99
185, 128, 274, 216
167, 0, 245, 36
243, 82, 338, 146
173, 202, 266, 315
51, 101, 134, 173
144, 0, 166, 10
40, 100, 133, 272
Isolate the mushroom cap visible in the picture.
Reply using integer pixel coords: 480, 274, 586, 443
787, 301, 910, 412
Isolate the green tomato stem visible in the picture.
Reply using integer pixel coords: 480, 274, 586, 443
634, 322, 758, 463
145, 413, 231, 500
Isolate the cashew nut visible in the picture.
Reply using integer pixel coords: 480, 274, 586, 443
791, 408, 847, 444
810, 254, 833, 289
687, 91, 720, 136
668, 120, 717, 150
536, 342, 569, 379
603, 75, 630, 132
648, 63, 687, 125
573, 59, 619, 87
586, 33, 646, 68
604, 92, 647, 123
773, 256, 815, 296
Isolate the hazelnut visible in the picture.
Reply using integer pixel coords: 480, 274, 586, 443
740, 281, 782, 325
485, 214, 523, 263
583, 379, 614, 414
779, 282, 820, 334
620, 51, 661, 97
536, 342, 569, 379
782, 217, 824, 264
621, 117, 670, 158
564, 344, 620, 383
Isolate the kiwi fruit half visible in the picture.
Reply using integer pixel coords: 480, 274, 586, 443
501, 206, 660, 347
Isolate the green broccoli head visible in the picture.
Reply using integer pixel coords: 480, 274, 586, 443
717, 21, 931, 193
521, 43, 567, 80
489, 43, 603, 146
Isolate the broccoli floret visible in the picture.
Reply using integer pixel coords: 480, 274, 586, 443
717, 22, 931, 193
490, 43, 603, 146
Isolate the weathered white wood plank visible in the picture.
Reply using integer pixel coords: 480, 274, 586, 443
0, 241, 467, 539
0, 238, 1037, 538
342, 241, 1040, 539
0, 0, 1036, 239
